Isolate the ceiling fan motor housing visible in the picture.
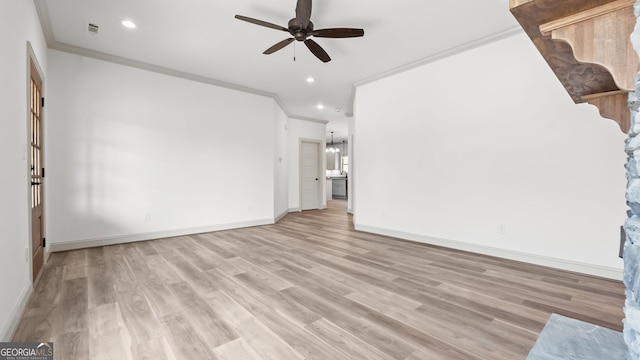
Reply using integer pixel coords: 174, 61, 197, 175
234, 0, 364, 63
288, 18, 314, 41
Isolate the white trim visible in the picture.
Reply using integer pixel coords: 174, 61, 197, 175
274, 210, 288, 223
346, 27, 524, 115
49, 219, 273, 252
32, 0, 54, 45
353, 27, 523, 88
52, 41, 275, 99
33, 0, 520, 125
47, 42, 327, 125
32, 0, 327, 126
355, 224, 623, 281
0, 283, 32, 341
289, 208, 302, 213
289, 115, 329, 125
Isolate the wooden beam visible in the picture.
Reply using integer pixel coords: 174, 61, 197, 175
510, 0, 637, 133
582, 91, 631, 133
510, 0, 620, 104
540, 2, 638, 91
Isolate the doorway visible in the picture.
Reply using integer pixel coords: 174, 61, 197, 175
300, 140, 321, 210
29, 52, 45, 282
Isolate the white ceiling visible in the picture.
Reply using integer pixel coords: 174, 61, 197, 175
34, 0, 519, 142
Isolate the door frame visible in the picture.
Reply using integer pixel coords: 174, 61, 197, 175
26, 42, 46, 284
298, 138, 324, 211
348, 134, 354, 215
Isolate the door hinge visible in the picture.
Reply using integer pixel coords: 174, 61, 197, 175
42, 167, 45, 178
43, 238, 46, 248
41, 97, 45, 108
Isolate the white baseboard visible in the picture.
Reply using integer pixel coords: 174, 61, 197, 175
288, 207, 327, 213
274, 210, 288, 223
1, 282, 32, 341
355, 224, 623, 281
49, 218, 273, 252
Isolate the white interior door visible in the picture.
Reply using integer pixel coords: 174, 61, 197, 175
301, 141, 320, 210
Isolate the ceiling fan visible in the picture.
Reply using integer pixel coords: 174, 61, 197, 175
235, 0, 364, 63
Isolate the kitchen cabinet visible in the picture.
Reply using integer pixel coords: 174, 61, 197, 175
332, 178, 347, 199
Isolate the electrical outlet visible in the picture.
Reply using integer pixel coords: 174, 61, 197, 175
497, 223, 506, 236
144, 213, 151, 222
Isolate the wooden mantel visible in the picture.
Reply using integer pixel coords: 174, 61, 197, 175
510, 0, 640, 132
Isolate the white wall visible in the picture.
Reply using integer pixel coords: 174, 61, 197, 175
0, 0, 48, 341
274, 104, 289, 220
354, 32, 628, 279
287, 119, 327, 211
47, 49, 280, 250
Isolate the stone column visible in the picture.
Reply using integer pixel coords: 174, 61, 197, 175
625, 4, 640, 358
625, 90, 640, 360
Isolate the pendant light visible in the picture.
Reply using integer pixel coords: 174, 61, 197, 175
326, 132, 340, 153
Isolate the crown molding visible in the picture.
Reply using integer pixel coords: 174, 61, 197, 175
354, 26, 523, 88
289, 115, 329, 124
32, 0, 327, 125
346, 26, 524, 115
33, 0, 54, 45
50, 41, 279, 98
34, 0, 520, 125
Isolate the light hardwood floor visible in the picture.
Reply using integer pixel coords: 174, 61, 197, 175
13, 200, 625, 359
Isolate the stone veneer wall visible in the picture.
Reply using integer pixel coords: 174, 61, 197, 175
625, 91, 640, 360
625, 4, 640, 358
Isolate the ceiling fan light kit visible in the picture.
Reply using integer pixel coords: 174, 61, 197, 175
235, 0, 364, 63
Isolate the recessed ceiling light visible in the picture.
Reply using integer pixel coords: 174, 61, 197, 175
121, 19, 137, 29
317, 104, 324, 110
306, 77, 315, 83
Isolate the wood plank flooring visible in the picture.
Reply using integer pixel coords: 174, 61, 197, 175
13, 200, 625, 359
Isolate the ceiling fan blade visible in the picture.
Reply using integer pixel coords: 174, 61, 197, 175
235, 15, 288, 32
311, 28, 364, 38
263, 38, 295, 54
304, 39, 331, 63
296, 0, 312, 29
